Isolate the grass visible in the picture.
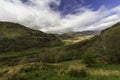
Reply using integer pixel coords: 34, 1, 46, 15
0, 31, 95, 67
0, 60, 120, 80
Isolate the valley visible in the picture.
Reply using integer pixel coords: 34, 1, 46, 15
0, 22, 120, 80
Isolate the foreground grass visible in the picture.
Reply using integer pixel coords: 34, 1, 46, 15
0, 60, 120, 80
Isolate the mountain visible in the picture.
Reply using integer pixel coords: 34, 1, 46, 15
0, 22, 120, 80
0, 22, 120, 66
84, 22, 120, 64
56, 22, 120, 64
58, 31, 100, 39
0, 22, 62, 53
74, 31, 100, 35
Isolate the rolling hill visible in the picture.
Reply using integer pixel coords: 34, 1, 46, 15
84, 22, 120, 64
0, 22, 120, 66
58, 31, 100, 39
0, 22, 62, 53
0, 22, 120, 80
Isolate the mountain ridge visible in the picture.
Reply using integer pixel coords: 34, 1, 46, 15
84, 22, 120, 64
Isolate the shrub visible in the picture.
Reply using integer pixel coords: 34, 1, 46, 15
82, 52, 96, 67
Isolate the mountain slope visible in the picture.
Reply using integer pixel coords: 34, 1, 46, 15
0, 22, 120, 66
84, 22, 120, 63
58, 31, 100, 39
0, 22, 62, 53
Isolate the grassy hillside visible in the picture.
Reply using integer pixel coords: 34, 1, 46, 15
0, 22, 62, 53
0, 22, 120, 66
84, 22, 120, 64
0, 35, 95, 67
0, 22, 120, 80
58, 31, 99, 40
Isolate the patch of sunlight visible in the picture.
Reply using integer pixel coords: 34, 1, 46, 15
63, 35, 94, 45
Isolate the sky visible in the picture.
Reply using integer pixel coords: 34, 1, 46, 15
0, 0, 120, 34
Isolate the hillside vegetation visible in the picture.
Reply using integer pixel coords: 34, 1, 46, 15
0, 22, 120, 80
0, 22, 120, 66
0, 22, 62, 53
84, 22, 120, 64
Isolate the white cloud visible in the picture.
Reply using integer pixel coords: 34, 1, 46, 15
0, 0, 120, 34
85, 7, 120, 31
